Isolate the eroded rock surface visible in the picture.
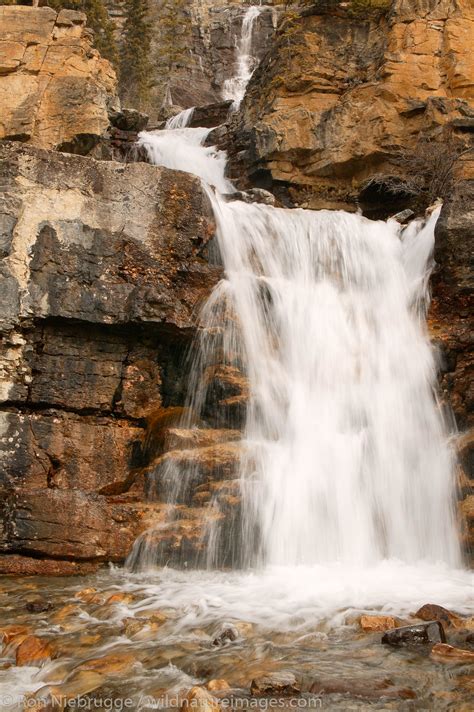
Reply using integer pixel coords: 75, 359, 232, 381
0, 6, 118, 151
228, 0, 474, 208
0, 143, 219, 571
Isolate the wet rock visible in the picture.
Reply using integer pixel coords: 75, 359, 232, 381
190, 102, 233, 129
204, 365, 249, 428
26, 598, 54, 614
0, 556, 99, 577
235, 621, 254, 637
163, 428, 241, 452
359, 615, 398, 632
0, 142, 219, 569
109, 108, 149, 132
212, 624, 239, 646
430, 643, 474, 663
182, 686, 220, 712
52, 604, 80, 624
391, 209, 415, 224
150, 442, 243, 505
77, 652, 136, 676
51, 670, 105, 703
16, 635, 55, 666
415, 603, 462, 628
224, 189, 276, 207
105, 592, 135, 605
0, 625, 31, 646
250, 672, 300, 696
207, 680, 230, 692
381, 621, 446, 647
309, 676, 416, 701
74, 588, 104, 605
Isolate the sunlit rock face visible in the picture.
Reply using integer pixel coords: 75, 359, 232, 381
229, 0, 474, 207
0, 143, 219, 573
0, 6, 118, 151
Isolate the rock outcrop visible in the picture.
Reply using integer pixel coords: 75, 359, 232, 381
0, 6, 118, 151
107, 0, 277, 116
0, 143, 219, 573
228, 0, 474, 209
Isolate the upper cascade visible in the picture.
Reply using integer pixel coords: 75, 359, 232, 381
222, 5, 264, 108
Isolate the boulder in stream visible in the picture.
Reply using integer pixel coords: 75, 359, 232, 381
382, 621, 446, 647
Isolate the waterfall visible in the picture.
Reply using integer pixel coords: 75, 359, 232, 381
165, 107, 195, 129
223, 6, 263, 107
207, 198, 460, 567
137, 128, 233, 194
130, 118, 462, 576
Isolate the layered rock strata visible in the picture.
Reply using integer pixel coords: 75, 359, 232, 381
0, 6, 118, 152
0, 143, 219, 573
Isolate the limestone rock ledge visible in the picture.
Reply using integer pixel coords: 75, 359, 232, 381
229, 0, 474, 207
0, 6, 118, 151
0, 143, 219, 573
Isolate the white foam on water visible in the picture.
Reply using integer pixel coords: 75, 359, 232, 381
116, 561, 474, 633
223, 6, 264, 108
138, 128, 233, 194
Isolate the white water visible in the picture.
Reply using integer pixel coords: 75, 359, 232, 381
208, 199, 460, 567
137, 128, 233, 193
133, 41, 472, 614
223, 6, 263, 107
166, 107, 195, 129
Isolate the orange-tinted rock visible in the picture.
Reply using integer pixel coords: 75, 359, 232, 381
106, 592, 135, 605
231, 0, 474, 209
207, 680, 231, 692
360, 615, 398, 632
78, 652, 136, 676
16, 635, 54, 666
415, 604, 462, 628
430, 643, 474, 663
182, 686, 220, 712
0, 6, 118, 150
0, 625, 31, 646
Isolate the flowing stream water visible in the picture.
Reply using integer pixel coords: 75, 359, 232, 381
223, 5, 264, 107
2, 7, 473, 710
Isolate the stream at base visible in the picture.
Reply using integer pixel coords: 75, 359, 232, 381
1, 563, 473, 710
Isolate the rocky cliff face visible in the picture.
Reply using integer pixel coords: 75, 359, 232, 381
0, 6, 119, 151
0, 141, 218, 573
107, 0, 277, 116
0, 2, 472, 570
228, 0, 474, 209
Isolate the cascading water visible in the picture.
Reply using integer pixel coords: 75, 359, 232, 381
127, 26, 472, 624
223, 5, 263, 107
165, 106, 195, 129
207, 199, 460, 568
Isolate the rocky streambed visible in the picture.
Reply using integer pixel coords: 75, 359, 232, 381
1, 568, 474, 711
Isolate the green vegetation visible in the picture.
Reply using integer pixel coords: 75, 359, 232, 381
153, 0, 191, 106
119, 0, 153, 110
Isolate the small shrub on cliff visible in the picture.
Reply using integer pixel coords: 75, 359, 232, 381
366, 133, 473, 212
395, 134, 472, 207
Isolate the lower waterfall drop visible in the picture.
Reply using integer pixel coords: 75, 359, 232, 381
128, 121, 463, 579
